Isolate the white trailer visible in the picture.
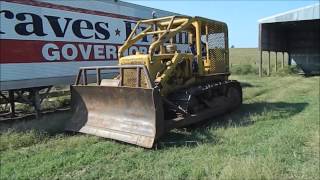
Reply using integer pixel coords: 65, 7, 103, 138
0, 0, 182, 90
0, 0, 185, 116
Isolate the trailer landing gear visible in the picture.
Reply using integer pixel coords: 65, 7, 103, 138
0, 86, 52, 120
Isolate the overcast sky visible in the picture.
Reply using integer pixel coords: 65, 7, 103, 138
125, 0, 318, 47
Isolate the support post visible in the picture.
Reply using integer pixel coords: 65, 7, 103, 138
9, 90, 15, 117
96, 68, 101, 85
275, 52, 278, 72
282, 52, 284, 69
32, 89, 41, 119
259, 50, 263, 77
288, 53, 291, 66
258, 23, 262, 77
267, 51, 271, 76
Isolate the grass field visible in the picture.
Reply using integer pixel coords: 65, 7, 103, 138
1, 48, 319, 179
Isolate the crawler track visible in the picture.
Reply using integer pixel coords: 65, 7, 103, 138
165, 80, 242, 127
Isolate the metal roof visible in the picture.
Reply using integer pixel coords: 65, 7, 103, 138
258, 4, 319, 23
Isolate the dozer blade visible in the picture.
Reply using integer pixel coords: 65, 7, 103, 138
65, 86, 164, 148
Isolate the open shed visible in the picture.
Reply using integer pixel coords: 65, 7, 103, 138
258, 4, 320, 76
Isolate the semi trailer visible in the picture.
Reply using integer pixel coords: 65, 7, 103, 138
0, 0, 184, 116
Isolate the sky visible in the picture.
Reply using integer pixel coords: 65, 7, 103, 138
125, 0, 318, 47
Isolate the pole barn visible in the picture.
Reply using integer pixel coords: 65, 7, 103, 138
258, 4, 320, 76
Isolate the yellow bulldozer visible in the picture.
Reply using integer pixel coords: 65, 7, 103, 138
65, 16, 242, 148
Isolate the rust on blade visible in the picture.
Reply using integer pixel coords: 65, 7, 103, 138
65, 85, 164, 148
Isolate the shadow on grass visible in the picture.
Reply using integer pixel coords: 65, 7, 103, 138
0, 110, 72, 135
1, 101, 308, 150
240, 82, 257, 88
157, 101, 308, 149
216, 101, 308, 127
